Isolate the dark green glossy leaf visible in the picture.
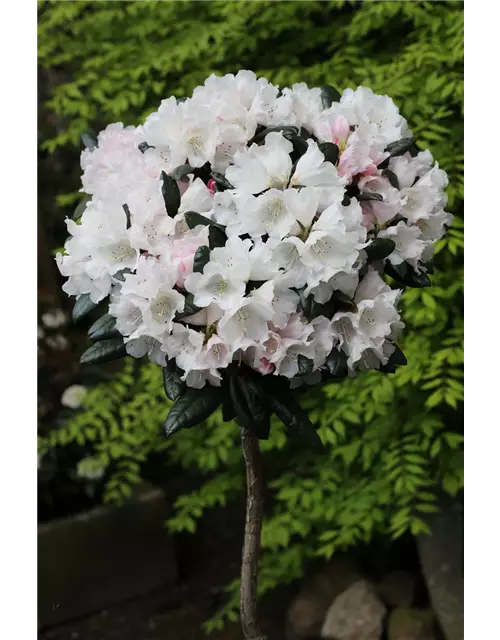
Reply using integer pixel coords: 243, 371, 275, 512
163, 359, 186, 401
230, 374, 270, 440
297, 288, 313, 319
175, 293, 201, 320
81, 132, 97, 151
138, 141, 154, 153
320, 85, 341, 109
385, 137, 416, 158
267, 385, 324, 450
252, 125, 299, 144
160, 170, 180, 217
122, 203, 131, 229
331, 291, 357, 314
80, 338, 126, 365
365, 238, 396, 262
380, 344, 407, 374
318, 142, 339, 165
88, 313, 120, 341
286, 134, 309, 158
382, 169, 400, 189
193, 245, 210, 273
342, 195, 351, 206
325, 348, 348, 378
208, 225, 226, 249
297, 355, 314, 377
73, 194, 92, 220
184, 211, 213, 229
164, 386, 223, 436
170, 164, 194, 180
358, 192, 384, 202
210, 171, 234, 191
72, 293, 100, 322
222, 392, 236, 423
385, 261, 431, 288
113, 268, 132, 283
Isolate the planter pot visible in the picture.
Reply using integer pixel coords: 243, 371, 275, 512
38, 485, 177, 628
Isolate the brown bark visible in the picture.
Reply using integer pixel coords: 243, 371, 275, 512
239, 427, 267, 640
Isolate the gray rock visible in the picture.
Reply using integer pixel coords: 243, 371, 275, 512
287, 555, 362, 638
320, 579, 386, 640
387, 608, 436, 640
416, 491, 463, 640
377, 570, 416, 608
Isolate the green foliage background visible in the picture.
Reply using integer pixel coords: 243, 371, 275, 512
38, 1, 464, 631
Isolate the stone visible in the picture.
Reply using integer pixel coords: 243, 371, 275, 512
377, 570, 416, 608
286, 555, 362, 638
38, 485, 177, 627
320, 579, 386, 640
416, 491, 463, 640
387, 608, 436, 640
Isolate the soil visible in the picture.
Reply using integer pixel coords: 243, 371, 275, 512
38, 497, 294, 640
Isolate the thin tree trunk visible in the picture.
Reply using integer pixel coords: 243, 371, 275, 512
240, 427, 267, 640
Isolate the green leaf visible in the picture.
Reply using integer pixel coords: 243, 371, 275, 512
297, 288, 313, 319
365, 238, 396, 261
385, 137, 416, 158
320, 85, 341, 109
164, 386, 223, 436
210, 171, 234, 191
184, 211, 213, 229
72, 194, 92, 220
331, 291, 357, 314
382, 169, 400, 189
297, 355, 314, 377
358, 192, 384, 202
193, 245, 210, 273
385, 261, 431, 288
324, 348, 348, 378
80, 338, 126, 365
170, 164, 194, 180
230, 374, 271, 439
286, 133, 309, 158
81, 132, 97, 150
208, 225, 226, 249
175, 293, 201, 320
380, 345, 407, 373
88, 313, 120, 341
318, 142, 339, 165
72, 293, 100, 322
266, 383, 324, 450
252, 126, 299, 143
222, 392, 236, 423
163, 359, 186, 402
160, 170, 181, 217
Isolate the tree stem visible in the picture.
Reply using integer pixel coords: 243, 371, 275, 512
240, 426, 267, 640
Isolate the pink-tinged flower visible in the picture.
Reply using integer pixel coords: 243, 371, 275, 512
165, 228, 209, 288
207, 178, 217, 195
257, 357, 275, 375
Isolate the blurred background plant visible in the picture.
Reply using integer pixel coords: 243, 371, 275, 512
37, 0, 463, 631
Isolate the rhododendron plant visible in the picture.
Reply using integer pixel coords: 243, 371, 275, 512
57, 71, 452, 640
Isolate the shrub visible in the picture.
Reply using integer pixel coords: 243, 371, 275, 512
38, 0, 463, 630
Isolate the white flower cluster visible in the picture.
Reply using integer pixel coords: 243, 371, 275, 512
57, 71, 452, 388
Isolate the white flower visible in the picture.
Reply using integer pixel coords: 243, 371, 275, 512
226, 132, 293, 194
184, 268, 245, 311
339, 86, 409, 146
61, 385, 88, 409
163, 323, 204, 372
218, 292, 274, 348
379, 221, 427, 267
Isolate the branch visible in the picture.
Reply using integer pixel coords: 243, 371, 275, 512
240, 426, 267, 640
